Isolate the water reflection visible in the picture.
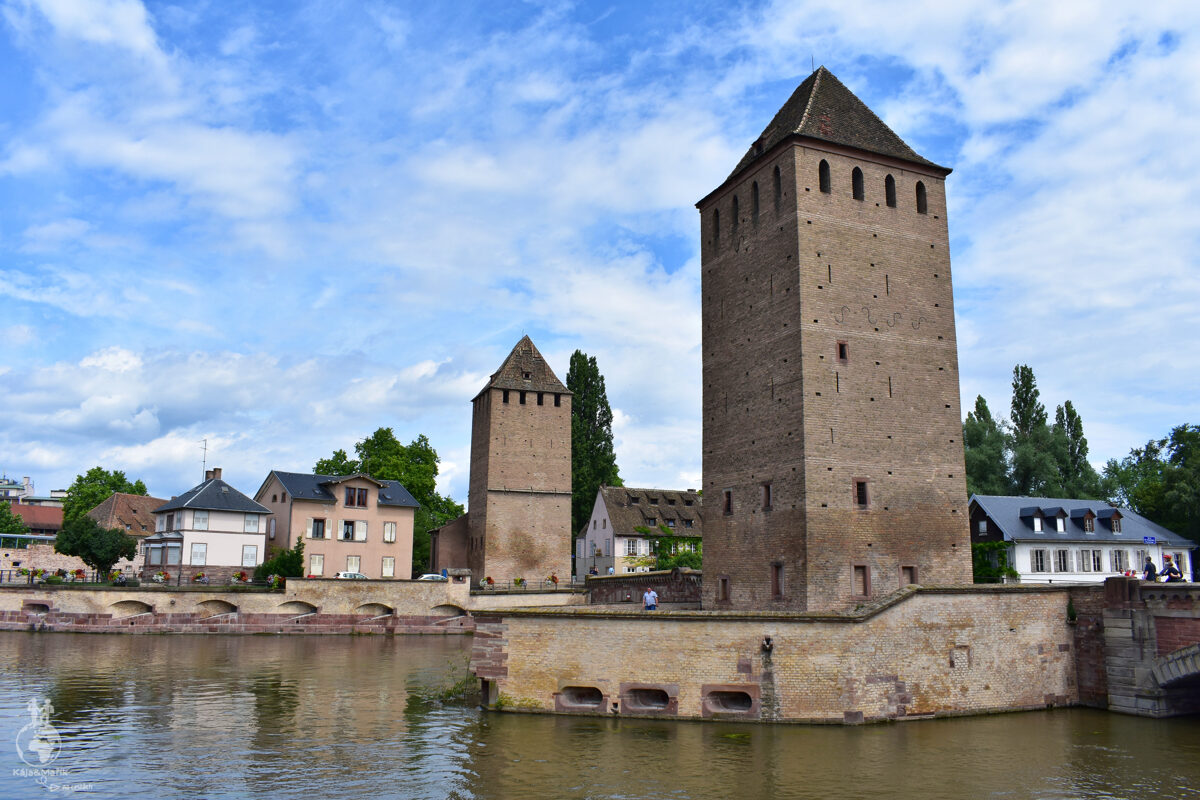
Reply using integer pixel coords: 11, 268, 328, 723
2, 632, 1199, 800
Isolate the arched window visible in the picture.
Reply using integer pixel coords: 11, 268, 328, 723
916, 181, 927, 214
751, 182, 759, 225
732, 196, 739, 235
818, 160, 831, 194
885, 174, 896, 208
713, 209, 720, 248
852, 167, 864, 201
773, 166, 782, 211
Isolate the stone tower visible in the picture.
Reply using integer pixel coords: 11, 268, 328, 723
697, 67, 973, 612
465, 336, 573, 584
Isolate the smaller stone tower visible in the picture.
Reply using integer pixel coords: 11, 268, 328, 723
464, 336, 573, 584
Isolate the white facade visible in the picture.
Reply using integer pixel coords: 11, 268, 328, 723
148, 507, 267, 570
1011, 540, 1191, 585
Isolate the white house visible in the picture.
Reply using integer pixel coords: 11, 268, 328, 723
970, 495, 1194, 584
144, 468, 269, 574
574, 486, 703, 580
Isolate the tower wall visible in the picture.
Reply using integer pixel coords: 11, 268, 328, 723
701, 139, 972, 612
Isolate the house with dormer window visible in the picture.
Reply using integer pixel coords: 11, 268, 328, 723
574, 486, 703, 580
969, 495, 1193, 584
255, 471, 419, 579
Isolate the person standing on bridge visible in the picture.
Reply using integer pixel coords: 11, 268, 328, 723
1143, 556, 1158, 582
1162, 555, 1183, 582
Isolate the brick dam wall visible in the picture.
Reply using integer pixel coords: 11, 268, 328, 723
470, 585, 1079, 723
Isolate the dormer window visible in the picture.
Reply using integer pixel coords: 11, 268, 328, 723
1112, 517, 1122, 533
1084, 517, 1095, 532
1033, 515, 1043, 533
1055, 517, 1065, 533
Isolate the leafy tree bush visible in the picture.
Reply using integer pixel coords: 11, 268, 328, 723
254, 536, 304, 581
54, 517, 137, 577
63, 467, 147, 525
0, 501, 30, 545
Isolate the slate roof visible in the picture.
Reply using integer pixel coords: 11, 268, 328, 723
473, 335, 570, 400
265, 471, 420, 509
970, 495, 1193, 547
155, 478, 271, 515
723, 66, 947, 189
87, 492, 166, 536
598, 485, 703, 537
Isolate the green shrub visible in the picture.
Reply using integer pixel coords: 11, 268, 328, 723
44, 576, 64, 585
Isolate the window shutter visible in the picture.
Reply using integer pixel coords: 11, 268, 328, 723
306, 518, 313, 538
356, 520, 367, 541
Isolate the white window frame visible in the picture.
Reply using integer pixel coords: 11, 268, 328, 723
1111, 549, 1128, 573
242, 545, 258, 567
309, 554, 324, 576
1055, 516, 1065, 533
625, 539, 638, 556
381, 556, 395, 578
307, 518, 326, 539
1033, 516, 1043, 533
346, 555, 361, 573
193, 510, 209, 531
244, 514, 259, 533
383, 522, 396, 543
1031, 549, 1049, 573
1079, 549, 1092, 573
354, 520, 368, 542
190, 543, 207, 566
1055, 549, 1071, 573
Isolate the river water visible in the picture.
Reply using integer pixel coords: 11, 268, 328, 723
2, 632, 1199, 800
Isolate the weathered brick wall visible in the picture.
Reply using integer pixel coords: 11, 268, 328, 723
1155, 617, 1200, 656
470, 586, 1077, 723
700, 140, 972, 613
586, 569, 702, 605
1067, 585, 1108, 707
1, 543, 142, 575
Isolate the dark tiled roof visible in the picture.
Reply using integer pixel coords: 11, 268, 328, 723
155, 479, 271, 514
474, 335, 569, 399
726, 66, 945, 184
598, 485, 703, 538
87, 492, 166, 536
266, 471, 419, 508
971, 495, 1192, 547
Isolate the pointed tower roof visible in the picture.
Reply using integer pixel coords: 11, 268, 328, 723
474, 335, 570, 400
723, 66, 947, 187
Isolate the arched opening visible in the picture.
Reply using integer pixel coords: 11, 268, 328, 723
197, 599, 238, 618
852, 167, 864, 201
625, 688, 671, 711
818, 160, 831, 194
704, 690, 754, 713
916, 181, 928, 214
24, 603, 50, 615
277, 600, 318, 615
885, 174, 896, 208
355, 603, 394, 617
110, 600, 153, 619
430, 604, 467, 617
560, 686, 603, 708
751, 181, 759, 225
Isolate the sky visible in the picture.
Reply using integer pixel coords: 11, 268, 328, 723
1, 0, 1198, 505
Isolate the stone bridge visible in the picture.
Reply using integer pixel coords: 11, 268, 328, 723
1100, 578, 1200, 717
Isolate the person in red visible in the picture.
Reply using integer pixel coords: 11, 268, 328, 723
1162, 555, 1183, 582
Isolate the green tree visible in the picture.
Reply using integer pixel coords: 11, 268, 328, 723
54, 516, 137, 577
567, 350, 622, 537
1108, 425, 1200, 543
1052, 401, 1103, 498
633, 524, 703, 570
0, 500, 30, 547
63, 467, 147, 525
314, 428, 464, 576
255, 536, 305, 581
963, 396, 1010, 495
1007, 365, 1062, 496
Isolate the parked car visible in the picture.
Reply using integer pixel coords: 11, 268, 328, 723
334, 572, 368, 580
416, 573, 448, 581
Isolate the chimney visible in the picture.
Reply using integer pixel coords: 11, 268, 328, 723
205, 469, 213, 481
212, 467, 222, 480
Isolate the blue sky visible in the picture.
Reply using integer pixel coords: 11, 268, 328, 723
2, 0, 1198, 505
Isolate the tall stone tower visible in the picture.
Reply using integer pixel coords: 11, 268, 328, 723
465, 336, 573, 584
697, 67, 973, 612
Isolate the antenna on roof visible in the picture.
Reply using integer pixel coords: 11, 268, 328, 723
811, 55, 815, 73
200, 438, 208, 481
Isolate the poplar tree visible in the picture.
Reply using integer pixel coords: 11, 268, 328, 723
1052, 401, 1103, 498
963, 396, 1010, 495
1008, 365, 1061, 496
567, 350, 622, 536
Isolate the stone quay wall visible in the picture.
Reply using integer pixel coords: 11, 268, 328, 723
585, 568, 702, 605
470, 584, 1078, 724
0, 577, 475, 636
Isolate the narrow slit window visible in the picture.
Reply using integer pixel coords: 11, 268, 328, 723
771, 564, 784, 598
916, 181, 928, 214
554, 393, 561, 407
723, 489, 732, 515
773, 165, 782, 211
762, 482, 772, 510
732, 196, 739, 236
519, 391, 527, 405
852, 167, 864, 201
713, 209, 720, 248
854, 480, 869, 508
537, 392, 544, 406
751, 181, 759, 224
836, 341, 848, 362
885, 174, 896, 207
818, 159, 831, 193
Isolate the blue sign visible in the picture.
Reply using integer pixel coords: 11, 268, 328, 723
1143, 536, 1156, 545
